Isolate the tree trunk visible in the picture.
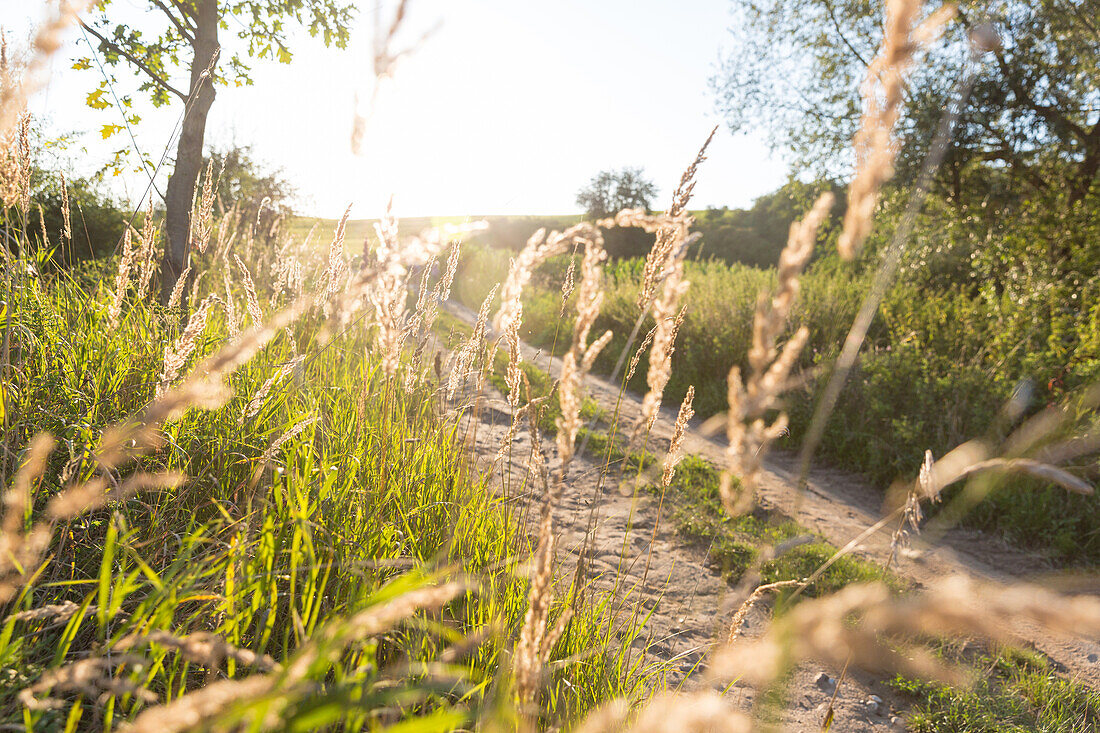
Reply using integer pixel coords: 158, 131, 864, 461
159, 0, 219, 305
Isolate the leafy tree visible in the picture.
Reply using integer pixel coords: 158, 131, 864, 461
576, 167, 658, 219
79, 0, 356, 302
711, 1, 1100, 208
206, 143, 296, 233
694, 180, 844, 267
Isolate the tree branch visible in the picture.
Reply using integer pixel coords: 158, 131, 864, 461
80, 21, 187, 101
168, 0, 197, 23
151, 0, 195, 42
822, 0, 871, 69
956, 7, 1088, 144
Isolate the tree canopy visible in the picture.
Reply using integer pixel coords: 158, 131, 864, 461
576, 167, 658, 219
712, 1, 1100, 206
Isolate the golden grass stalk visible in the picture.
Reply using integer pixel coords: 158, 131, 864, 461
319, 204, 353, 315
889, 448, 934, 565
637, 126, 716, 311
720, 193, 834, 516
367, 203, 423, 376
241, 355, 305, 422
662, 385, 695, 487
625, 323, 656, 383
935, 457, 1093, 497
166, 264, 192, 310
595, 207, 698, 443
118, 676, 273, 733
146, 296, 313, 429
495, 224, 588, 411
0, 112, 29, 212
559, 245, 577, 316
639, 303, 687, 434
837, 0, 956, 259
494, 227, 570, 335
515, 228, 611, 712
107, 227, 137, 326
136, 200, 159, 299
9, 600, 85, 625
234, 254, 264, 326
59, 171, 71, 242
504, 302, 523, 407
156, 295, 216, 398
0, 434, 55, 602
408, 239, 465, 378
45, 471, 186, 521
726, 579, 804, 643
190, 160, 218, 254
212, 205, 239, 262
252, 413, 318, 484
90, 298, 313, 481
36, 203, 49, 250
1, 438, 185, 604
711, 574, 1100, 692
19, 655, 157, 711
187, 269, 207, 308
222, 271, 240, 338
119, 581, 467, 733
447, 284, 498, 400
116, 630, 278, 672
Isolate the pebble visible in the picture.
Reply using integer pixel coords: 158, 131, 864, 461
1088, 653, 1098, 663
863, 694, 884, 716
814, 672, 837, 694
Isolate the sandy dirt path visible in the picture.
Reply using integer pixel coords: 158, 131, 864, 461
442, 297, 1100, 729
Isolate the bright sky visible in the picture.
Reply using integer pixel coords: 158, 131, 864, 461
6, 0, 788, 218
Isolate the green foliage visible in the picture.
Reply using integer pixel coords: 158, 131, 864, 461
693, 180, 845, 267
23, 175, 128, 265
890, 646, 1100, 732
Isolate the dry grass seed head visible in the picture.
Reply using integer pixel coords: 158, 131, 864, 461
137, 199, 159, 298
712, 574, 1100, 694
662, 385, 695, 487
47, 471, 186, 521
516, 230, 610, 713
241, 355, 305, 421
116, 630, 278, 672
447, 284, 498, 399
0, 435, 56, 597
19, 655, 156, 712
837, 1, 956, 259
720, 193, 833, 516
59, 171, 71, 241
190, 159, 219, 254
156, 295, 217, 398
166, 264, 192, 310
107, 227, 137, 326
234, 253, 264, 325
